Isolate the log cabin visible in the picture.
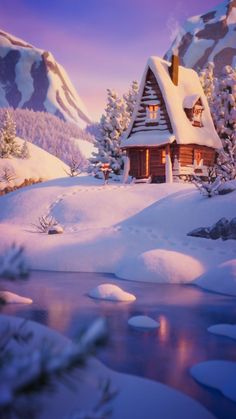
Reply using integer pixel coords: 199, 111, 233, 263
121, 55, 222, 183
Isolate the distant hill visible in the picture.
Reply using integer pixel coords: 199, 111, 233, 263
164, 0, 236, 74
0, 137, 69, 191
0, 29, 91, 127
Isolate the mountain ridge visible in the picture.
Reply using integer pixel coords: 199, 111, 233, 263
0, 29, 91, 127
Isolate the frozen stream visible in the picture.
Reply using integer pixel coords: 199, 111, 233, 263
2, 270, 236, 419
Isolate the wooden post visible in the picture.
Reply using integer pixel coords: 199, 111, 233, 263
165, 144, 173, 183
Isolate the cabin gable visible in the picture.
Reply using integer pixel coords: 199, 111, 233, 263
128, 68, 173, 137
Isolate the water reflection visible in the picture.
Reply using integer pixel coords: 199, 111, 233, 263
1, 271, 236, 419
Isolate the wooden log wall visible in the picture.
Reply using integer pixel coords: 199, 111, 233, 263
170, 143, 216, 167
129, 68, 173, 137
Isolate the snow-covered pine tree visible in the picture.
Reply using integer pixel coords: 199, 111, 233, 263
200, 64, 236, 181
20, 140, 30, 159
0, 110, 20, 158
199, 62, 215, 106
123, 80, 139, 118
91, 89, 129, 174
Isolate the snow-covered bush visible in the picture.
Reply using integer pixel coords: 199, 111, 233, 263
0, 108, 94, 166
0, 244, 29, 280
192, 174, 222, 198
0, 165, 17, 184
65, 156, 82, 177
33, 215, 60, 234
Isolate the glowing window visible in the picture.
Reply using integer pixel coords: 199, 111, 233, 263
194, 150, 202, 165
146, 105, 159, 121
161, 149, 166, 164
192, 105, 203, 127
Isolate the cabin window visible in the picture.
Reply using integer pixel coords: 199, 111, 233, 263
161, 149, 166, 164
194, 150, 202, 166
146, 105, 159, 122
192, 104, 204, 127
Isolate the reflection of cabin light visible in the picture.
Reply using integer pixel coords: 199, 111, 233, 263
158, 315, 169, 342
146, 149, 149, 177
177, 337, 190, 366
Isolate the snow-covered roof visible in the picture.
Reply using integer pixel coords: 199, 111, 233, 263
121, 56, 222, 149
183, 94, 202, 109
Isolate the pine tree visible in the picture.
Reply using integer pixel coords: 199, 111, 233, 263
123, 80, 139, 118
91, 81, 139, 175
0, 110, 20, 158
200, 64, 236, 180
20, 140, 30, 159
91, 89, 129, 174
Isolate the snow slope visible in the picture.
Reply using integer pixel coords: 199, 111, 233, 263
0, 137, 69, 189
0, 29, 90, 127
165, 0, 236, 75
0, 176, 235, 294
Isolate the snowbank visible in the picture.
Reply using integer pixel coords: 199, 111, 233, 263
0, 315, 215, 419
0, 178, 235, 291
128, 315, 159, 329
88, 283, 136, 302
0, 291, 32, 304
0, 137, 68, 189
191, 361, 236, 402
116, 249, 204, 283
208, 324, 236, 340
195, 259, 236, 296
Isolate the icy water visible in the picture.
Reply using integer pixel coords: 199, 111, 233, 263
2, 270, 236, 419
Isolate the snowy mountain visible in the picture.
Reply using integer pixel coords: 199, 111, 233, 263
0, 29, 91, 127
164, 0, 236, 74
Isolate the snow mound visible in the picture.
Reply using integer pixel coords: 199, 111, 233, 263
0, 291, 32, 304
116, 249, 204, 283
191, 361, 236, 402
128, 315, 159, 329
0, 137, 68, 189
88, 283, 136, 302
195, 259, 236, 296
208, 324, 236, 340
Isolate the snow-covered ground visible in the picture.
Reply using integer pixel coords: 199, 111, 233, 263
0, 175, 235, 295
0, 137, 68, 189
0, 314, 215, 419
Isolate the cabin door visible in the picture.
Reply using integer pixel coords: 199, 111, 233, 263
129, 148, 149, 179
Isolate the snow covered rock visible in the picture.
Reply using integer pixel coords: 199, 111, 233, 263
116, 249, 204, 284
195, 259, 236, 296
0, 29, 90, 127
208, 324, 236, 340
128, 315, 159, 329
88, 283, 136, 302
191, 361, 236, 402
165, 0, 236, 75
0, 291, 32, 304
48, 225, 64, 235
188, 217, 236, 240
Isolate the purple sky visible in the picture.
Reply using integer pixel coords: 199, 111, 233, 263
0, 0, 221, 121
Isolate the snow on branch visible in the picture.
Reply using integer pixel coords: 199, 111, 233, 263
0, 317, 110, 418
0, 244, 29, 280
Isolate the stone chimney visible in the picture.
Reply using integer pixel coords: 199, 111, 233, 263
169, 55, 179, 86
